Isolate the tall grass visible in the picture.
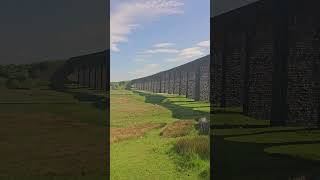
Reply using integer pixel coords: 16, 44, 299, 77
174, 136, 210, 160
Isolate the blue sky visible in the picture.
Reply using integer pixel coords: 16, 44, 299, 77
110, 0, 210, 82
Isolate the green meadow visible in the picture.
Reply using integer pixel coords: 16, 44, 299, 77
0, 87, 108, 179
110, 90, 210, 180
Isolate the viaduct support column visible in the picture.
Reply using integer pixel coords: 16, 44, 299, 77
100, 64, 104, 90
159, 75, 162, 93
77, 68, 80, 86
195, 66, 201, 101
173, 72, 176, 94
270, 0, 289, 126
83, 67, 88, 87
90, 65, 95, 89
81, 67, 86, 87
220, 32, 227, 108
186, 72, 189, 98
94, 65, 98, 90
102, 63, 107, 91
242, 32, 250, 115
96, 65, 102, 90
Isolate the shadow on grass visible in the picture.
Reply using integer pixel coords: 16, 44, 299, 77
212, 135, 320, 180
210, 105, 320, 179
63, 87, 109, 110
212, 124, 270, 129
216, 127, 320, 138
133, 91, 209, 120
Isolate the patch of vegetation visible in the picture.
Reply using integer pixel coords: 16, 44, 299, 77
174, 136, 210, 160
111, 123, 166, 143
199, 168, 210, 180
0, 76, 6, 84
0, 60, 65, 90
160, 120, 194, 138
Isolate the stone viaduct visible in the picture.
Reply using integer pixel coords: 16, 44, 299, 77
131, 55, 210, 102
51, 50, 109, 91
211, 0, 320, 126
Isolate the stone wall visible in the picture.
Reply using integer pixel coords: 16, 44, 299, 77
211, 0, 320, 126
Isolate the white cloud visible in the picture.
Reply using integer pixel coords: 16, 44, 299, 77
167, 47, 205, 62
145, 48, 179, 54
133, 53, 152, 62
153, 42, 175, 48
166, 40, 210, 63
134, 58, 146, 62
111, 0, 184, 52
131, 63, 163, 78
179, 47, 204, 58
139, 42, 178, 55
133, 39, 209, 64
197, 40, 210, 48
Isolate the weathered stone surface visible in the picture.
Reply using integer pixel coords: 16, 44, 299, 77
210, 0, 320, 126
200, 62, 210, 101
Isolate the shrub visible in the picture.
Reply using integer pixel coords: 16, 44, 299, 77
199, 168, 210, 180
29, 68, 41, 79
15, 70, 29, 82
20, 78, 35, 89
0, 77, 7, 87
6, 79, 21, 89
174, 136, 210, 160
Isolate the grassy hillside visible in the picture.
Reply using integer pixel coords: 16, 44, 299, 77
110, 90, 210, 180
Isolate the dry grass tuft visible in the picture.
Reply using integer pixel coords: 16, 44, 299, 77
111, 123, 166, 143
174, 136, 210, 160
160, 120, 194, 138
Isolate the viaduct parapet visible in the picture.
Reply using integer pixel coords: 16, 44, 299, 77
211, 0, 320, 126
131, 55, 210, 102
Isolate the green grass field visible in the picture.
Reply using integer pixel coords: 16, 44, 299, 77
110, 90, 210, 180
3, 82, 320, 180
0, 87, 108, 179
212, 106, 320, 180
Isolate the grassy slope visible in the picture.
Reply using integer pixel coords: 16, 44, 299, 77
0, 87, 107, 179
110, 90, 209, 180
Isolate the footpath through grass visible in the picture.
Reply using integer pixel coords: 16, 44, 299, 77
0, 87, 108, 179
212, 106, 320, 180
110, 90, 210, 180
